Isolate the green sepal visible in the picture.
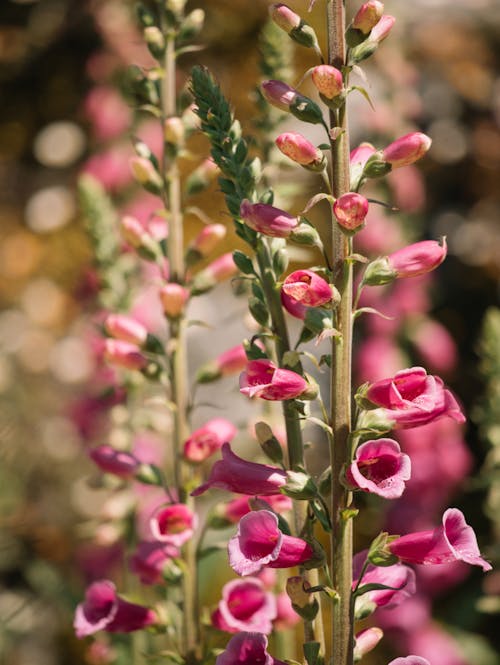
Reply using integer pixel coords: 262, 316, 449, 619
232, 250, 255, 275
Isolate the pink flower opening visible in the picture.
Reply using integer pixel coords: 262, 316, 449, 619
212, 577, 278, 634
346, 438, 411, 499
150, 503, 197, 547
282, 270, 332, 307
239, 359, 308, 401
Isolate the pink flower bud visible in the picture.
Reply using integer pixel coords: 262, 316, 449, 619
240, 199, 298, 238
352, 1, 384, 34
311, 65, 344, 99
120, 215, 150, 248
104, 314, 148, 346
183, 418, 237, 463
275, 132, 324, 168
218, 344, 249, 375
190, 223, 226, 256
389, 508, 491, 571
191, 252, 238, 294
212, 578, 277, 634
74, 580, 156, 638
282, 270, 332, 307
191, 442, 287, 497
261, 79, 298, 111
104, 339, 147, 371
382, 132, 432, 169
150, 503, 197, 547
164, 116, 185, 145
240, 359, 308, 401
369, 14, 395, 43
89, 445, 140, 478
269, 3, 301, 33
129, 156, 162, 190
159, 282, 190, 318
350, 142, 377, 168
346, 438, 411, 499
354, 628, 384, 659
228, 510, 313, 575
333, 192, 369, 231
388, 239, 447, 278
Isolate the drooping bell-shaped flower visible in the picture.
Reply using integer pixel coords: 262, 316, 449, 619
150, 503, 197, 548
191, 443, 287, 498
382, 132, 432, 169
389, 508, 491, 571
240, 199, 298, 238
282, 270, 332, 308
228, 510, 313, 576
275, 132, 324, 170
212, 577, 277, 634
240, 359, 308, 401
346, 438, 411, 499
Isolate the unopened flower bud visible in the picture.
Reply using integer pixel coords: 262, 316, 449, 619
104, 314, 148, 346
144, 26, 165, 58
164, 117, 185, 146
333, 193, 369, 232
196, 344, 248, 383
159, 283, 190, 318
352, 1, 384, 34
362, 151, 391, 179
261, 80, 323, 124
240, 199, 298, 238
382, 132, 432, 169
354, 628, 384, 661
129, 156, 162, 193
185, 158, 218, 195
104, 339, 147, 371
349, 14, 395, 62
290, 224, 322, 247
388, 239, 447, 278
276, 132, 325, 171
190, 252, 238, 295
311, 65, 344, 100
120, 216, 159, 260
166, 0, 187, 12
269, 3, 301, 32
286, 576, 312, 608
186, 223, 226, 265
179, 9, 204, 40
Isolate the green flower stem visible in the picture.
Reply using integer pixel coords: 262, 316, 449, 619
161, 26, 198, 660
327, 2, 354, 665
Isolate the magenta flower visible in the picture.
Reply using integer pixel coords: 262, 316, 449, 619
281, 289, 308, 320
129, 541, 179, 585
388, 659, 430, 665
240, 199, 298, 238
212, 577, 277, 634
353, 552, 416, 609
216, 632, 286, 665
366, 366, 465, 428
388, 239, 447, 278
240, 359, 308, 401
346, 439, 411, 499
389, 508, 491, 571
275, 132, 324, 168
311, 65, 343, 99
333, 192, 369, 231
104, 314, 148, 346
223, 494, 293, 524
150, 503, 197, 547
183, 418, 237, 463
104, 339, 147, 371
191, 443, 287, 497
89, 445, 140, 479
228, 510, 313, 576
74, 580, 156, 638
382, 132, 432, 169
282, 270, 332, 307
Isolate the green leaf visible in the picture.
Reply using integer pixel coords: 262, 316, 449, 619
232, 250, 255, 275
350, 84, 375, 111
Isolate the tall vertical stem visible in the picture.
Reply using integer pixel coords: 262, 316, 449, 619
161, 29, 197, 659
327, 2, 354, 665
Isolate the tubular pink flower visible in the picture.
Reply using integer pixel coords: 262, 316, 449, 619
150, 503, 197, 547
282, 270, 332, 307
383, 132, 432, 169
240, 359, 308, 401
333, 192, 369, 231
217, 344, 249, 375
311, 65, 343, 99
389, 659, 431, 665
346, 439, 411, 499
389, 508, 491, 571
104, 339, 147, 371
269, 4, 301, 33
388, 239, 447, 278
89, 445, 140, 479
129, 541, 179, 585
369, 14, 395, 43
275, 132, 323, 167
350, 142, 377, 169
183, 418, 237, 463
281, 289, 308, 320
104, 314, 148, 346
366, 366, 465, 428
240, 199, 298, 238
74, 580, 156, 638
212, 578, 278, 634
191, 443, 287, 497
223, 494, 293, 523
216, 632, 286, 665
352, 552, 416, 608
352, 1, 384, 34
261, 80, 298, 112
159, 283, 190, 318
228, 510, 313, 576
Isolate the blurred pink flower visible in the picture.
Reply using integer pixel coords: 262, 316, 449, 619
212, 577, 277, 634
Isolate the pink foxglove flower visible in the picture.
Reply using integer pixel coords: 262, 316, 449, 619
269, 4, 301, 33
311, 65, 343, 99
353, 552, 416, 609
350, 142, 377, 170
369, 14, 396, 43
282, 270, 332, 307
352, 1, 384, 33
333, 192, 369, 231
366, 366, 465, 428
191, 443, 287, 497
183, 418, 237, 463
89, 445, 140, 479
129, 541, 179, 585
240, 359, 308, 401
212, 577, 277, 634
281, 289, 308, 320
346, 439, 411, 499
389, 508, 491, 571
261, 80, 299, 112
382, 132, 432, 169
104, 339, 147, 371
354, 627, 384, 659
388, 240, 447, 278
216, 632, 286, 665
159, 283, 190, 318
74, 580, 156, 638
104, 314, 148, 346
388, 659, 430, 665
150, 503, 197, 547
275, 132, 324, 168
223, 494, 292, 523
240, 199, 298, 238
228, 510, 313, 576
